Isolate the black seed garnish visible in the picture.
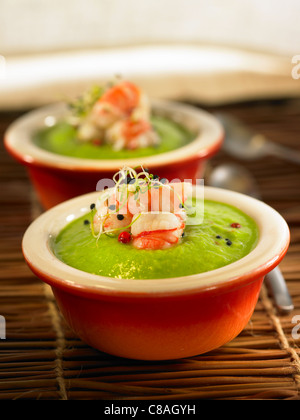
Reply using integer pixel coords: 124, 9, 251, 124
153, 175, 159, 180
84, 220, 90, 225
216, 235, 222, 239
125, 176, 135, 184
90, 203, 96, 210
179, 203, 184, 209
117, 214, 125, 221
226, 239, 232, 246
182, 232, 185, 238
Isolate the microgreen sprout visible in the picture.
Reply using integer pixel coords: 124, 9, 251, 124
68, 85, 104, 119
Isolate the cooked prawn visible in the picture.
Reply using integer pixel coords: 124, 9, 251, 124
91, 81, 149, 130
127, 181, 192, 215
73, 81, 160, 150
106, 118, 159, 151
131, 212, 185, 250
91, 167, 192, 250
100, 81, 141, 115
93, 195, 133, 235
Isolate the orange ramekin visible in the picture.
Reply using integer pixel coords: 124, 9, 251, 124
5, 99, 223, 209
22, 187, 290, 361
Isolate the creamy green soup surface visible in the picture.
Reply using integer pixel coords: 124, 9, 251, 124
53, 200, 259, 280
33, 115, 194, 160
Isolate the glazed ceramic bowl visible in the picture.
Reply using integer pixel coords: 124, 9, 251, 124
4, 100, 223, 210
22, 187, 290, 361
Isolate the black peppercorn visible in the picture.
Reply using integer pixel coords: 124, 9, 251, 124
125, 176, 135, 184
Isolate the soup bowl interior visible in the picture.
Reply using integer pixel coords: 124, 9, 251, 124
5, 99, 224, 209
22, 187, 290, 360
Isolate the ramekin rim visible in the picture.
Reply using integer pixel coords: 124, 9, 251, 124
4, 99, 224, 171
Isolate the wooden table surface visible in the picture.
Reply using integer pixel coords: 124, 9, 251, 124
0, 99, 300, 400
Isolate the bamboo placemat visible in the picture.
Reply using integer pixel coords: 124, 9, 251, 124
0, 99, 300, 400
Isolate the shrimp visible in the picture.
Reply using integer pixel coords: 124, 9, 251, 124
91, 168, 192, 250
77, 121, 103, 143
106, 118, 160, 151
73, 81, 160, 150
128, 182, 191, 249
127, 181, 192, 215
131, 212, 185, 250
93, 194, 133, 235
91, 81, 149, 130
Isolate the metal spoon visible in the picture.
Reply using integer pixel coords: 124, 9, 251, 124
208, 164, 294, 315
216, 113, 300, 165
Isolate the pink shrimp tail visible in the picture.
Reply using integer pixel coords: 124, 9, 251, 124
132, 227, 184, 250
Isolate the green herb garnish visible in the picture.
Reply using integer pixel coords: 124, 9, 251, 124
68, 85, 104, 119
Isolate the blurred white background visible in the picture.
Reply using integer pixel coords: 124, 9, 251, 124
1, 0, 299, 56
0, 0, 299, 109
